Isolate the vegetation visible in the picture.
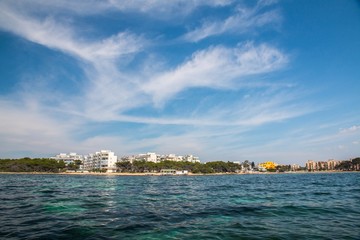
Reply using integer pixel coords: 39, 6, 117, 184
335, 158, 360, 171
2, 157, 359, 174
276, 165, 291, 172
0, 158, 66, 173
66, 160, 82, 172
116, 160, 244, 174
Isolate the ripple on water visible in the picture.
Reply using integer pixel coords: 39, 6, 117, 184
0, 173, 360, 239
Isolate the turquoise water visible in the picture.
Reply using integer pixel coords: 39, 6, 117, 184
0, 173, 359, 239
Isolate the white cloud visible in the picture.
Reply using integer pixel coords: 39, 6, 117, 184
107, 0, 232, 16
0, 0, 288, 120
0, 98, 138, 156
0, 99, 75, 155
0, 2, 148, 120
339, 125, 360, 134
143, 43, 287, 106
0, 0, 232, 18
0, 6, 144, 63
0, 0, 326, 163
0, 0, 109, 16
184, 0, 281, 42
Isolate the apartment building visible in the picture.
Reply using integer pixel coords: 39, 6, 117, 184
51, 152, 84, 166
306, 159, 341, 171
83, 150, 118, 172
137, 152, 158, 163
183, 154, 200, 163
120, 152, 201, 163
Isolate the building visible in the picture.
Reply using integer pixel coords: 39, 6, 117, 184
83, 150, 118, 172
291, 164, 301, 171
327, 159, 341, 170
306, 160, 317, 171
159, 154, 182, 162
51, 152, 84, 166
258, 161, 277, 171
183, 155, 200, 163
120, 155, 136, 163
137, 152, 158, 163
120, 152, 200, 163
306, 159, 341, 171
160, 169, 189, 175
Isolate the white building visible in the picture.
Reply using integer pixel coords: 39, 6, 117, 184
83, 150, 118, 172
137, 152, 158, 163
183, 154, 200, 163
291, 164, 301, 171
160, 154, 181, 162
51, 152, 84, 166
120, 152, 201, 163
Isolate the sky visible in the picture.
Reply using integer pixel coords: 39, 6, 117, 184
0, 0, 359, 164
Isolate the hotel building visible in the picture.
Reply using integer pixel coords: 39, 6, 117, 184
306, 159, 341, 171
83, 150, 118, 172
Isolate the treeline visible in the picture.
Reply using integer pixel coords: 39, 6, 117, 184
275, 165, 292, 172
0, 158, 66, 173
335, 158, 360, 171
116, 160, 244, 174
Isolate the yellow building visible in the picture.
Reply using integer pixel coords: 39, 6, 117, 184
258, 161, 277, 170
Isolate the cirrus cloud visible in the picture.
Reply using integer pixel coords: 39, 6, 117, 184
143, 42, 287, 106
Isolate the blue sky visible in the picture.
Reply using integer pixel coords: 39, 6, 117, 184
0, 0, 359, 164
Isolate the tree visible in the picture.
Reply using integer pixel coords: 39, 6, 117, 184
116, 161, 133, 172
352, 158, 360, 171
276, 165, 291, 172
0, 158, 67, 173
335, 161, 352, 171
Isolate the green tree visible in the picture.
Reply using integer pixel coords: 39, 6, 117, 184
0, 158, 67, 173
116, 161, 133, 172
335, 161, 352, 171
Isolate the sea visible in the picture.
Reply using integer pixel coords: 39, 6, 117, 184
0, 173, 359, 240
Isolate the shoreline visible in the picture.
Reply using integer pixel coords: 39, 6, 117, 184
0, 170, 357, 176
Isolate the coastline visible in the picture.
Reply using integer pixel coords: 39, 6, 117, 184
0, 170, 357, 176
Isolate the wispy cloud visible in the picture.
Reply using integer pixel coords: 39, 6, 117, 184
0, 98, 74, 156
339, 125, 360, 134
0, 0, 233, 17
0, 0, 333, 163
0, 5, 144, 62
143, 42, 287, 106
0, 2, 148, 120
107, 0, 232, 16
184, 0, 281, 42
0, 0, 288, 122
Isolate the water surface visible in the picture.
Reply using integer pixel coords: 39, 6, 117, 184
0, 173, 359, 239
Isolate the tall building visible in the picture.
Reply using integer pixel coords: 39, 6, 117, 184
83, 150, 118, 172
306, 159, 341, 171
306, 160, 317, 171
327, 159, 341, 170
